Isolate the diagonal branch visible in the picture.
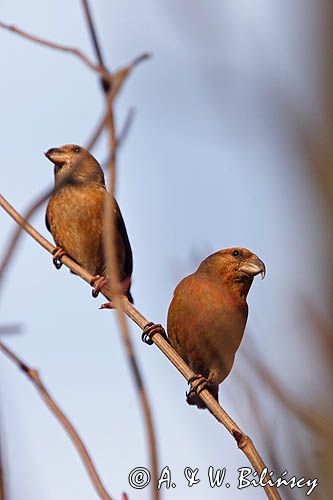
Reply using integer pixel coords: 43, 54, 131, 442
0, 193, 281, 500
243, 345, 333, 439
0, 341, 113, 500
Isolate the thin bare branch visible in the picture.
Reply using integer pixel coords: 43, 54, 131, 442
0, 324, 21, 335
243, 345, 333, 439
92, 52, 151, 162
0, 193, 281, 500
0, 341, 113, 500
81, 0, 105, 68
81, 0, 110, 92
0, 187, 50, 295
85, 53, 149, 152
118, 108, 136, 147
237, 372, 294, 500
101, 109, 136, 169
80, 3, 160, 498
0, 20, 110, 82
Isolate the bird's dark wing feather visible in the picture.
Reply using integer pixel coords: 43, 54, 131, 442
45, 211, 51, 233
114, 198, 133, 277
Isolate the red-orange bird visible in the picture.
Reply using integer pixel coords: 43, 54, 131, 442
167, 248, 265, 409
45, 144, 133, 305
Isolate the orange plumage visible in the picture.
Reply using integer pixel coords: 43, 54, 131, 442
45, 144, 133, 303
167, 248, 265, 409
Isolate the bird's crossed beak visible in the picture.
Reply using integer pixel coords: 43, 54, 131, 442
239, 256, 266, 280
44, 147, 67, 165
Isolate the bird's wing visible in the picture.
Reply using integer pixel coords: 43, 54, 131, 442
114, 198, 133, 277
45, 207, 51, 233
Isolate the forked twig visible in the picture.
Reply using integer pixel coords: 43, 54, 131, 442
0, 341, 113, 500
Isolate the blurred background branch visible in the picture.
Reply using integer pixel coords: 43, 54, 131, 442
79, 2, 160, 498
0, 341, 113, 500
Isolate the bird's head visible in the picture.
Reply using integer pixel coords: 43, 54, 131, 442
44, 144, 105, 187
198, 247, 266, 298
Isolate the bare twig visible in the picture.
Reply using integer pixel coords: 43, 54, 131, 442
81, 0, 106, 69
237, 372, 294, 500
81, 0, 110, 92
0, 17, 150, 141
0, 341, 113, 500
0, 20, 110, 82
0, 194, 281, 500
0, 324, 21, 335
101, 109, 136, 169
99, 54, 151, 125
0, 187, 51, 295
85, 52, 149, 151
243, 345, 333, 439
80, 3, 160, 499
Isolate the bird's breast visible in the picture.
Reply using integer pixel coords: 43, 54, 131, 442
47, 185, 105, 275
168, 276, 248, 383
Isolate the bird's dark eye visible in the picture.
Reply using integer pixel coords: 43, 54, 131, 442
74, 147, 80, 153
232, 250, 240, 257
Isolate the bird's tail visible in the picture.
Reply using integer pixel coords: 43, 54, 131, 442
186, 384, 218, 410
120, 275, 133, 304
126, 290, 134, 304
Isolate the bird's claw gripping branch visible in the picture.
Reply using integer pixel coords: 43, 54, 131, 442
141, 322, 168, 346
52, 247, 66, 269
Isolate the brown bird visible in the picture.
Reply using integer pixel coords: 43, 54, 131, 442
167, 248, 265, 409
45, 144, 133, 305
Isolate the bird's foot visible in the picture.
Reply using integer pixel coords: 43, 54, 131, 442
91, 275, 133, 310
186, 374, 209, 398
99, 301, 115, 310
52, 247, 66, 269
91, 275, 132, 298
90, 275, 108, 298
141, 322, 168, 345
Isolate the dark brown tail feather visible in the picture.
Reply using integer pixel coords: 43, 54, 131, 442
186, 384, 218, 410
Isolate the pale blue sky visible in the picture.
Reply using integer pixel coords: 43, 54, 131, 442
0, 1, 328, 499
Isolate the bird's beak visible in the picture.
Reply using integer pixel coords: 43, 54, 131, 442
239, 256, 266, 280
44, 147, 67, 165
